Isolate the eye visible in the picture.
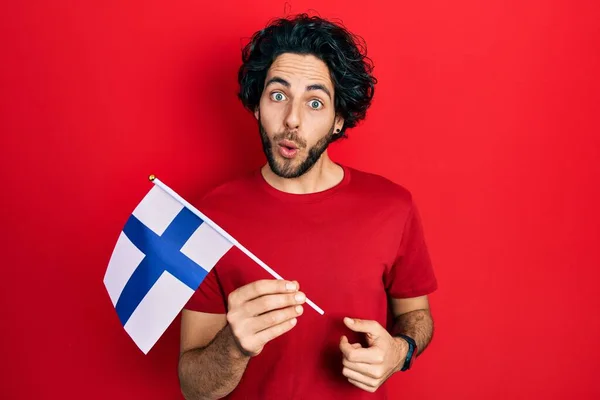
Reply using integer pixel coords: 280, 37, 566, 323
308, 99, 323, 110
270, 92, 287, 102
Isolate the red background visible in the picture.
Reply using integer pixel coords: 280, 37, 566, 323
1, 1, 599, 398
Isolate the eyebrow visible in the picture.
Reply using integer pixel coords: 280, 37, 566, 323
265, 76, 332, 100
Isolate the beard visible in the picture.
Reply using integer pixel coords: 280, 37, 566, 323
258, 118, 336, 179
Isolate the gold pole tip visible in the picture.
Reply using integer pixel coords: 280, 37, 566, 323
148, 174, 156, 181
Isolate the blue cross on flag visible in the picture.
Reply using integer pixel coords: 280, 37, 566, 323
103, 181, 233, 354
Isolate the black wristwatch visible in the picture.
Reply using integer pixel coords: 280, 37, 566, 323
395, 334, 417, 371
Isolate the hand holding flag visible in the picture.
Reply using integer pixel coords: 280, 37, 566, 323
226, 279, 306, 357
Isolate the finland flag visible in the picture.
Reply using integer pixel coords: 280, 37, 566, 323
103, 177, 234, 354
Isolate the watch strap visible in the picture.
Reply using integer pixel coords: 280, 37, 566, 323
395, 334, 417, 371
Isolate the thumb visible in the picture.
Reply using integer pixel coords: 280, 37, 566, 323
344, 317, 383, 342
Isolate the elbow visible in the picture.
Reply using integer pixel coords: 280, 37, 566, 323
180, 390, 214, 400
179, 350, 221, 400
179, 351, 200, 400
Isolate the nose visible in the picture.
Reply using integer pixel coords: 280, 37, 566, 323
284, 100, 301, 130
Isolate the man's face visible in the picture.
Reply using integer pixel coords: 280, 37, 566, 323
255, 53, 342, 179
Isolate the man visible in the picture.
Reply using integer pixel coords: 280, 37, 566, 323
178, 14, 437, 399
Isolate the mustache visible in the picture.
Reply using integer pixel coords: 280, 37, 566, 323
272, 131, 307, 149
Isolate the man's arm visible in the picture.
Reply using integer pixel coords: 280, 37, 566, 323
178, 311, 249, 400
178, 280, 305, 400
390, 295, 434, 356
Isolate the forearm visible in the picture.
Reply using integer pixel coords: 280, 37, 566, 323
179, 325, 250, 400
392, 309, 434, 356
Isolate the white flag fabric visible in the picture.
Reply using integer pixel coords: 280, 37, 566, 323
104, 184, 233, 354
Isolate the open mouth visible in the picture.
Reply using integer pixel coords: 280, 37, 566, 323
278, 140, 299, 158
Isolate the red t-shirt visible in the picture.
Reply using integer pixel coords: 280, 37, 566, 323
185, 164, 437, 399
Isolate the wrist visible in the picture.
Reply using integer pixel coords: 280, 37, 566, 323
393, 334, 417, 371
393, 336, 409, 372
223, 325, 252, 360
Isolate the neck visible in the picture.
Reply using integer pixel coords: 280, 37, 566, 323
261, 152, 344, 195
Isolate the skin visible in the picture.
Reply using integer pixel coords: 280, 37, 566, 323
178, 53, 434, 399
255, 53, 345, 192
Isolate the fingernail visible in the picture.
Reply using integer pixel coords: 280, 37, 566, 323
290, 318, 297, 326
295, 292, 305, 302
295, 305, 303, 314
286, 282, 297, 291
344, 317, 354, 324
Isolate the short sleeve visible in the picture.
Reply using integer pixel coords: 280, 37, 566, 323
384, 203, 438, 298
184, 267, 227, 314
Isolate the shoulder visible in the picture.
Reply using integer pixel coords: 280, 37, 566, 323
346, 165, 414, 207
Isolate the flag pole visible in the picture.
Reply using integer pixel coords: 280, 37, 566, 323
148, 175, 324, 315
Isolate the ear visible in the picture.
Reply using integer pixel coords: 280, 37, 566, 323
334, 115, 345, 134
254, 107, 260, 121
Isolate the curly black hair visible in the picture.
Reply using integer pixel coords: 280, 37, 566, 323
237, 13, 377, 140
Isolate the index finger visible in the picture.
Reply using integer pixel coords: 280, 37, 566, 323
341, 346, 384, 364
232, 279, 299, 304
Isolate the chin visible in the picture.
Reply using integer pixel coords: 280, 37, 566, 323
270, 162, 302, 179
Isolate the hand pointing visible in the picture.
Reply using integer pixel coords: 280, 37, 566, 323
339, 317, 408, 393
